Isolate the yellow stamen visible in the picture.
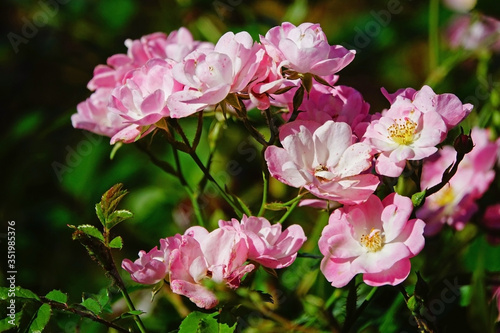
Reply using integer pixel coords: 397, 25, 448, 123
360, 228, 384, 252
387, 117, 417, 145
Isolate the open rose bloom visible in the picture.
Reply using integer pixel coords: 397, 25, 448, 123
265, 120, 379, 205
363, 85, 472, 177
122, 217, 305, 309
319, 193, 425, 287
67, 21, 500, 330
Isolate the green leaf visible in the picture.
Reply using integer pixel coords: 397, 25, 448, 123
179, 311, 236, 333
0, 286, 40, 301
179, 311, 216, 333
0, 310, 21, 330
96, 289, 109, 305
81, 298, 102, 315
106, 210, 133, 229
101, 184, 128, 215
45, 290, 67, 304
114, 310, 145, 321
77, 225, 104, 242
108, 236, 123, 249
95, 203, 105, 227
29, 303, 51, 333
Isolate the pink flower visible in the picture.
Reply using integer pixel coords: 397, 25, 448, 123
87, 54, 136, 91
71, 88, 128, 137
219, 215, 307, 269
169, 226, 255, 309
247, 53, 295, 110
260, 22, 355, 76
381, 85, 473, 131
121, 236, 181, 285
168, 227, 218, 309
122, 226, 256, 309
108, 59, 183, 143
319, 193, 425, 288
282, 83, 371, 139
162, 27, 214, 63
167, 31, 266, 117
416, 127, 497, 235
364, 85, 472, 177
265, 120, 379, 205
447, 14, 500, 52
124, 32, 169, 65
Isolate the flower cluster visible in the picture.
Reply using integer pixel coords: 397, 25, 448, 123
122, 216, 306, 309
72, 22, 355, 144
73, 21, 498, 311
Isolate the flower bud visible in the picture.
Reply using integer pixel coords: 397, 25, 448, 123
453, 130, 474, 155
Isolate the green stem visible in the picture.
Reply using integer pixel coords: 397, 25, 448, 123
105, 243, 147, 333
169, 119, 249, 217
428, 0, 440, 73
119, 288, 147, 333
172, 147, 205, 227
257, 171, 269, 216
40, 297, 129, 332
277, 194, 303, 224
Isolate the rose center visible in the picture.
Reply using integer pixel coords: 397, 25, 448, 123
314, 164, 332, 182
360, 228, 384, 252
387, 117, 417, 145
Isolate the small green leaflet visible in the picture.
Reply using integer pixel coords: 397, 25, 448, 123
29, 303, 51, 333
45, 290, 67, 304
179, 311, 236, 333
109, 236, 123, 249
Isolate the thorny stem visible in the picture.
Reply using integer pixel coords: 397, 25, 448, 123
136, 141, 204, 226
277, 193, 304, 224
39, 297, 129, 332
425, 151, 466, 197
234, 101, 270, 147
172, 146, 205, 227
136, 141, 178, 177
169, 119, 250, 217
106, 249, 147, 333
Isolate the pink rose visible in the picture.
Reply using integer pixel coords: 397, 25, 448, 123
219, 215, 307, 269
108, 58, 183, 143
319, 193, 425, 287
364, 85, 472, 177
261, 22, 355, 76
71, 88, 127, 138
167, 31, 266, 117
265, 120, 379, 205
121, 236, 181, 285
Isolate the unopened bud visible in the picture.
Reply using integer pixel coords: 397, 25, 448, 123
453, 129, 474, 155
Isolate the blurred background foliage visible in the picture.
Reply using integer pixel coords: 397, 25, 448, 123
1, 0, 500, 332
